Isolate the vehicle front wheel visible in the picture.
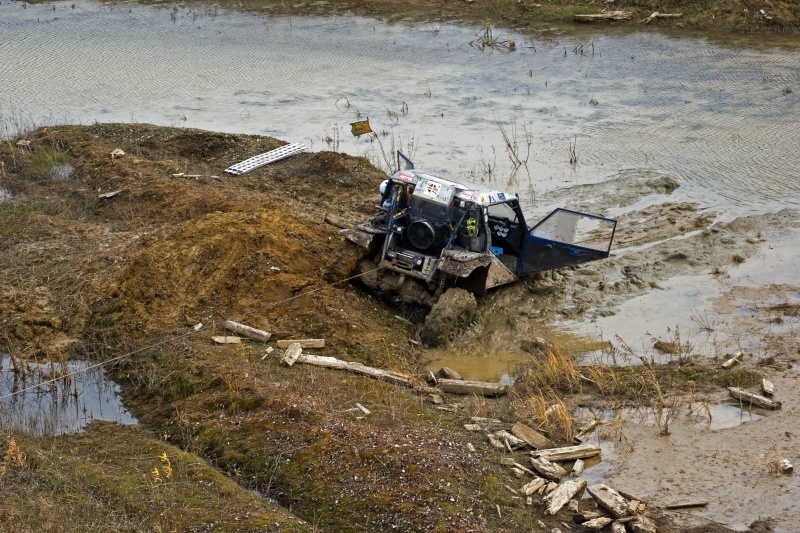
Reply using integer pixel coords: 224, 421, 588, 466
419, 288, 477, 348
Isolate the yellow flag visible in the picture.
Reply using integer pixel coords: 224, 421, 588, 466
350, 119, 372, 137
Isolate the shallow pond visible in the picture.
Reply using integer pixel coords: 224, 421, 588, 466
0, 355, 137, 435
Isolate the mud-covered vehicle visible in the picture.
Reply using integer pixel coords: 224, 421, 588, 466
342, 165, 617, 346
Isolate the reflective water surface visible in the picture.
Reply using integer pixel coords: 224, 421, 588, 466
2, 0, 799, 220
0, 355, 137, 435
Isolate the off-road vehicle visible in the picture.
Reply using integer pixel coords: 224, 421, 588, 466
343, 163, 617, 346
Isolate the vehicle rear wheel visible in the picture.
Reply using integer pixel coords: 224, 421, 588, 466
419, 288, 477, 348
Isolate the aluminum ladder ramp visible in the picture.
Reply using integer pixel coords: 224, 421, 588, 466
224, 143, 307, 175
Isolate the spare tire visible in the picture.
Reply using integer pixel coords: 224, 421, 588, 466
419, 288, 477, 347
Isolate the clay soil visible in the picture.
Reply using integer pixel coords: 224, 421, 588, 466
1, 123, 797, 533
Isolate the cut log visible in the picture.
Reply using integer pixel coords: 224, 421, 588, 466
530, 456, 567, 481
722, 352, 742, 369
280, 343, 303, 367
520, 476, 547, 496
224, 320, 272, 342
544, 478, 587, 515
761, 378, 775, 397
575, 11, 632, 22
574, 419, 599, 443
495, 430, 527, 450
289, 353, 436, 393
665, 500, 708, 510
511, 461, 537, 476
212, 336, 241, 344
439, 367, 463, 380
571, 459, 585, 477
584, 517, 614, 530
587, 484, 631, 518
533, 443, 601, 462
728, 387, 782, 409
512, 422, 556, 450
438, 378, 507, 397
487, 433, 506, 450
276, 338, 325, 349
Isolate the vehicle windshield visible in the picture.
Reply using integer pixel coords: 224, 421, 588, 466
486, 201, 519, 223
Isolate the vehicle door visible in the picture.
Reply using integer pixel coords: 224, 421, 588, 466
519, 208, 617, 275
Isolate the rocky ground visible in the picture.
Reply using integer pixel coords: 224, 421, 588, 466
0, 124, 797, 532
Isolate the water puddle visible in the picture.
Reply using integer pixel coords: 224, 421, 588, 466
0, 355, 137, 435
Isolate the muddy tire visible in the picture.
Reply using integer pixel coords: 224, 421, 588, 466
419, 288, 477, 348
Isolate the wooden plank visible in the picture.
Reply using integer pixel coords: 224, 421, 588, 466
544, 478, 587, 515
530, 456, 567, 481
512, 422, 555, 450
571, 459, 585, 477
665, 500, 708, 510
584, 517, 613, 530
276, 338, 325, 349
728, 387, 782, 409
587, 484, 631, 518
532, 443, 601, 462
224, 320, 272, 342
212, 336, 241, 344
520, 477, 547, 496
575, 11, 631, 22
761, 378, 775, 397
280, 343, 303, 367
437, 378, 507, 397
291, 353, 436, 393
722, 352, 743, 369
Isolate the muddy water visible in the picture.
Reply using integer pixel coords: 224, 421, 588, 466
0, 355, 137, 435
2, 1, 799, 220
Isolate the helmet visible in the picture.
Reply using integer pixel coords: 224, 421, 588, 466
379, 180, 389, 196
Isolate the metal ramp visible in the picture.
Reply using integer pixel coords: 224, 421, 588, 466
224, 143, 307, 175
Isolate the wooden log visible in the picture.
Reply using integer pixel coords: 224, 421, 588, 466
212, 336, 241, 344
438, 367, 463, 380
574, 419, 599, 443
487, 433, 506, 450
438, 378, 507, 397
587, 484, 631, 518
495, 430, 526, 450
512, 422, 555, 450
544, 478, 587, 515
664, 500, 708, 510
290, 353, 436, 393
520, 476, 547, 496
761, 378, 775, 397
224, 320, 272, 342
722, 352, 743, 369
530, 456, 567, 481
571, 459, 585, 477
532, 443, 601, 462
575, 11, 631, 22
276, 338, 324, 349
728, 387, 782, 409
584, 517, 614, 530
511, 461, 537, 477
280, 343, 303, 367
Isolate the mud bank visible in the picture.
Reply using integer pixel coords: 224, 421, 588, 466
1, 124, 796, 532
